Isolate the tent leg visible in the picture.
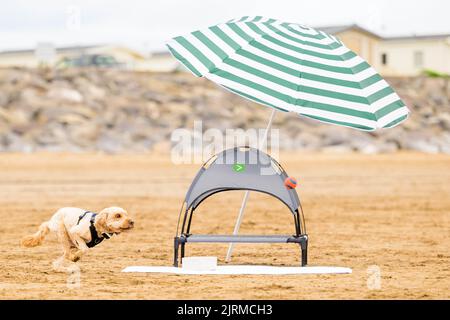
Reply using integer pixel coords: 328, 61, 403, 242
300, 237, 308, 266
173, 237, 180, 267
181, 242, 186, 260
225, 108, 277, 262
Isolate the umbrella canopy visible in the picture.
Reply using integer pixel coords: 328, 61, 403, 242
166, 16, 409, 131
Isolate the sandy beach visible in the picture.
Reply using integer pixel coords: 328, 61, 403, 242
0, 152, 448, 299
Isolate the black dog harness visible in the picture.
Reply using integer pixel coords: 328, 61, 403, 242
77, 211, 112, 248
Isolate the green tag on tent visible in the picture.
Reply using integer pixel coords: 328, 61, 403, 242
232, 163, 246, 172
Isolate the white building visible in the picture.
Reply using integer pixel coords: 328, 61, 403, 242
375, 34, 450, 76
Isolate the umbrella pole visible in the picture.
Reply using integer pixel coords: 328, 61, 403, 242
225, 108, 277, 262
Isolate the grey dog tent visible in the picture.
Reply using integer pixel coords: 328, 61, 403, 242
185, 147, 300, 213
174, 147, 308, 267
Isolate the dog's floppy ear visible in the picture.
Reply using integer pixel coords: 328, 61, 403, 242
95, 209, 109, 233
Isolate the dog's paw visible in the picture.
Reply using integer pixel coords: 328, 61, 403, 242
68, 250, 84, 262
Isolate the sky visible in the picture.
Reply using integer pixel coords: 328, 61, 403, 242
0, 0, 449, 53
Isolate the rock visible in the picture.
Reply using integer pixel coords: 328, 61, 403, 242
0, 67, 448, 153
349, 134, 376, 153
144, 102, 161, 120
402, 137, 440, 153
143, 90, 166, 103
0, 108, 29, 127
83, 84, 106, 101
321, 127, 352, 146
67, 124, 98, 148
96, 131, 124, 154
437, 113, 450, 130
356, 143, 379, 154
47, 88, 83, 103
295, 131, 322, 150
1, 132, 34, 152
0, 92, 8, 107
20, 88, 43, 105
34, 124, 68, 145
375, 141, 399, 153
438, 133, 450, 154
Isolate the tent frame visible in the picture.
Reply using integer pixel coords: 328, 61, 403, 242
173, 187, 308, 267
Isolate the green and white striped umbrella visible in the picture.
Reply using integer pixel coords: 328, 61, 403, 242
166, 16, 409, 131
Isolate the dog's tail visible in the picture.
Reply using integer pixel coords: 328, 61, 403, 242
21, 222, 50, 247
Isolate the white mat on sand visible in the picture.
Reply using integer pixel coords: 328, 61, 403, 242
122, 265, 352, 275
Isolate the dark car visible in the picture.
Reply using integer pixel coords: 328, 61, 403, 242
57, 54, 124, 69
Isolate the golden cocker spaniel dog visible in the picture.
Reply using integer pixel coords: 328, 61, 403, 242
22, 207, 134, 272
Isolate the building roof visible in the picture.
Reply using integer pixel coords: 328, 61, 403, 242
315, 24, 382, 39
315, 24, 450, 41
384, 33, 450, 41
150, 51, 172, 57
0, 44, 100, 55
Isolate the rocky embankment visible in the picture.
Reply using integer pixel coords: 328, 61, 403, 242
0, 67, 449, 153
